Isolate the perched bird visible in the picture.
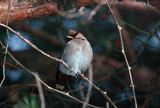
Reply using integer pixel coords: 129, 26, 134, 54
55, 30, 93, 91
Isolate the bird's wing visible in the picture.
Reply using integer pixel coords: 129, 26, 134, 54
61, 40, 82, 62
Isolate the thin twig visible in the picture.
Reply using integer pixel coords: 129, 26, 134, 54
123, 20, 160, 57
106, 0, 138, 108
0, 48, 7, 87
0, 23, 68, 68
35, 73, 46, 108
106, 101, 110, 108
87, 2, 101, 21
82, 65, 93, 108
80, 74, 117, 108
0, 41, 102, 108
122, 21, 152, 57
0, 0, 11, 87
87, 0, 113, 21
13, 22, 64, 48
123, 21, 150, 36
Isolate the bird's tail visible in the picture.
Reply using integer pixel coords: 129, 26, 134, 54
55, 69, 73, 91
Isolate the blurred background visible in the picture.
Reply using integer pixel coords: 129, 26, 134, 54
0, 0, 160, 108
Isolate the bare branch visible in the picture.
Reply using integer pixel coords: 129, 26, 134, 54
106, 0, 138, 108
80, 74, 117, 108
82, 65, 93, 108
0, 0, 11, 87
35, 73, 46, 108
13, 22, 64, 48
0, 41, 103, 108
0, 23, 68, 67
0, 2, 58, 24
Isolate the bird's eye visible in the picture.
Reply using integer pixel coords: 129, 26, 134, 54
66, 36, 76, 42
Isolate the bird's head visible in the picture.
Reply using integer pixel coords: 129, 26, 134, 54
66, 30, 86, 40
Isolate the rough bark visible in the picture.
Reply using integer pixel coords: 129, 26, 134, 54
0, 1, 58, 24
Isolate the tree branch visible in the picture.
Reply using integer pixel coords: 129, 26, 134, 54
0, 40, 102, 108
106, 0, 138, 108
0, 23, 68, 67
0, 2, 58, 24
12, 22, 64, 48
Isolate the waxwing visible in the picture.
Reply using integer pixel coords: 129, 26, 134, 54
55, 30, 93, 91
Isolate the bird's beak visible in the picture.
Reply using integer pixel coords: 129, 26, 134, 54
66, 36, 73, 39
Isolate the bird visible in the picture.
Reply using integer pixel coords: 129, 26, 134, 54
55, 30, 93, 91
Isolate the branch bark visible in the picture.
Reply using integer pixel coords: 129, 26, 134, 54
0, 1, 159, 24
0, 1, 58, 24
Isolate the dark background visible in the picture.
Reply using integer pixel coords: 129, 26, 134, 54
0, 0, 160, 108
